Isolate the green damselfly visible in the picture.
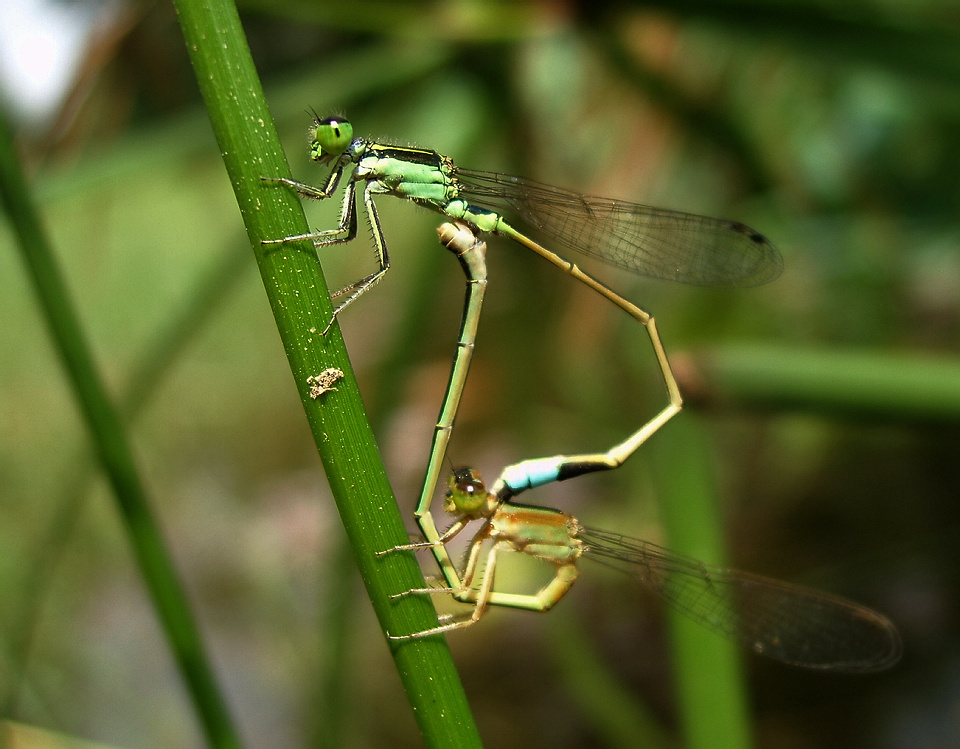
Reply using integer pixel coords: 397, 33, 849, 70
264, 117, 782, 598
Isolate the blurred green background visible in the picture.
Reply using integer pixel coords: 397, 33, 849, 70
2, 1, 959, 747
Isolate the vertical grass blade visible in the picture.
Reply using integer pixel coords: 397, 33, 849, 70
652, 415, 753, 749
0, 109, 243, 747
169, 0, 483, 745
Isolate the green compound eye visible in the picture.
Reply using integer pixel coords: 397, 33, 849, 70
444, 466, 488, 514
310, 116, 354, 161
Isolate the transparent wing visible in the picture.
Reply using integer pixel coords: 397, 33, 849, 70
579, 527, 901, 672
455, 168, 783, 287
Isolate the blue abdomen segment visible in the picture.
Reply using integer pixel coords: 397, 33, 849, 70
500, 457, 567, 493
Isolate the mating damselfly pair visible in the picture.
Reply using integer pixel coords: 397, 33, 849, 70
262, 115, 900, 672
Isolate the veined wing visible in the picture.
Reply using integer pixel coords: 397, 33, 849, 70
455, 169, 783, 287
579, 527, 901, 672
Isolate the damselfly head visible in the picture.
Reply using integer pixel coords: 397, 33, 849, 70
444, 467, 490, 515
309, 115, 354, 163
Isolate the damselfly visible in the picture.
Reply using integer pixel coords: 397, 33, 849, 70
386, 457, 901, 673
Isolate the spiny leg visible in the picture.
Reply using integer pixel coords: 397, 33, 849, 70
480, 561, 580, 612
261, 171, 393, 334
260, 160, 353, 245
316, 182, 393, 333
377, 514, 471, 556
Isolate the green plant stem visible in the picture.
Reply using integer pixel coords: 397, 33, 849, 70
0, 236, 250, 719
169, 0, 482, 745
689, 345, 960, 422
0, 110, 242, 747
652, 415, 753, 749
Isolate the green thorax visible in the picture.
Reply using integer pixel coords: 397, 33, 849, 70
347, 139, 503, 233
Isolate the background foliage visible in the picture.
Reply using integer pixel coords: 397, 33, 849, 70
2, 1, 959, 747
